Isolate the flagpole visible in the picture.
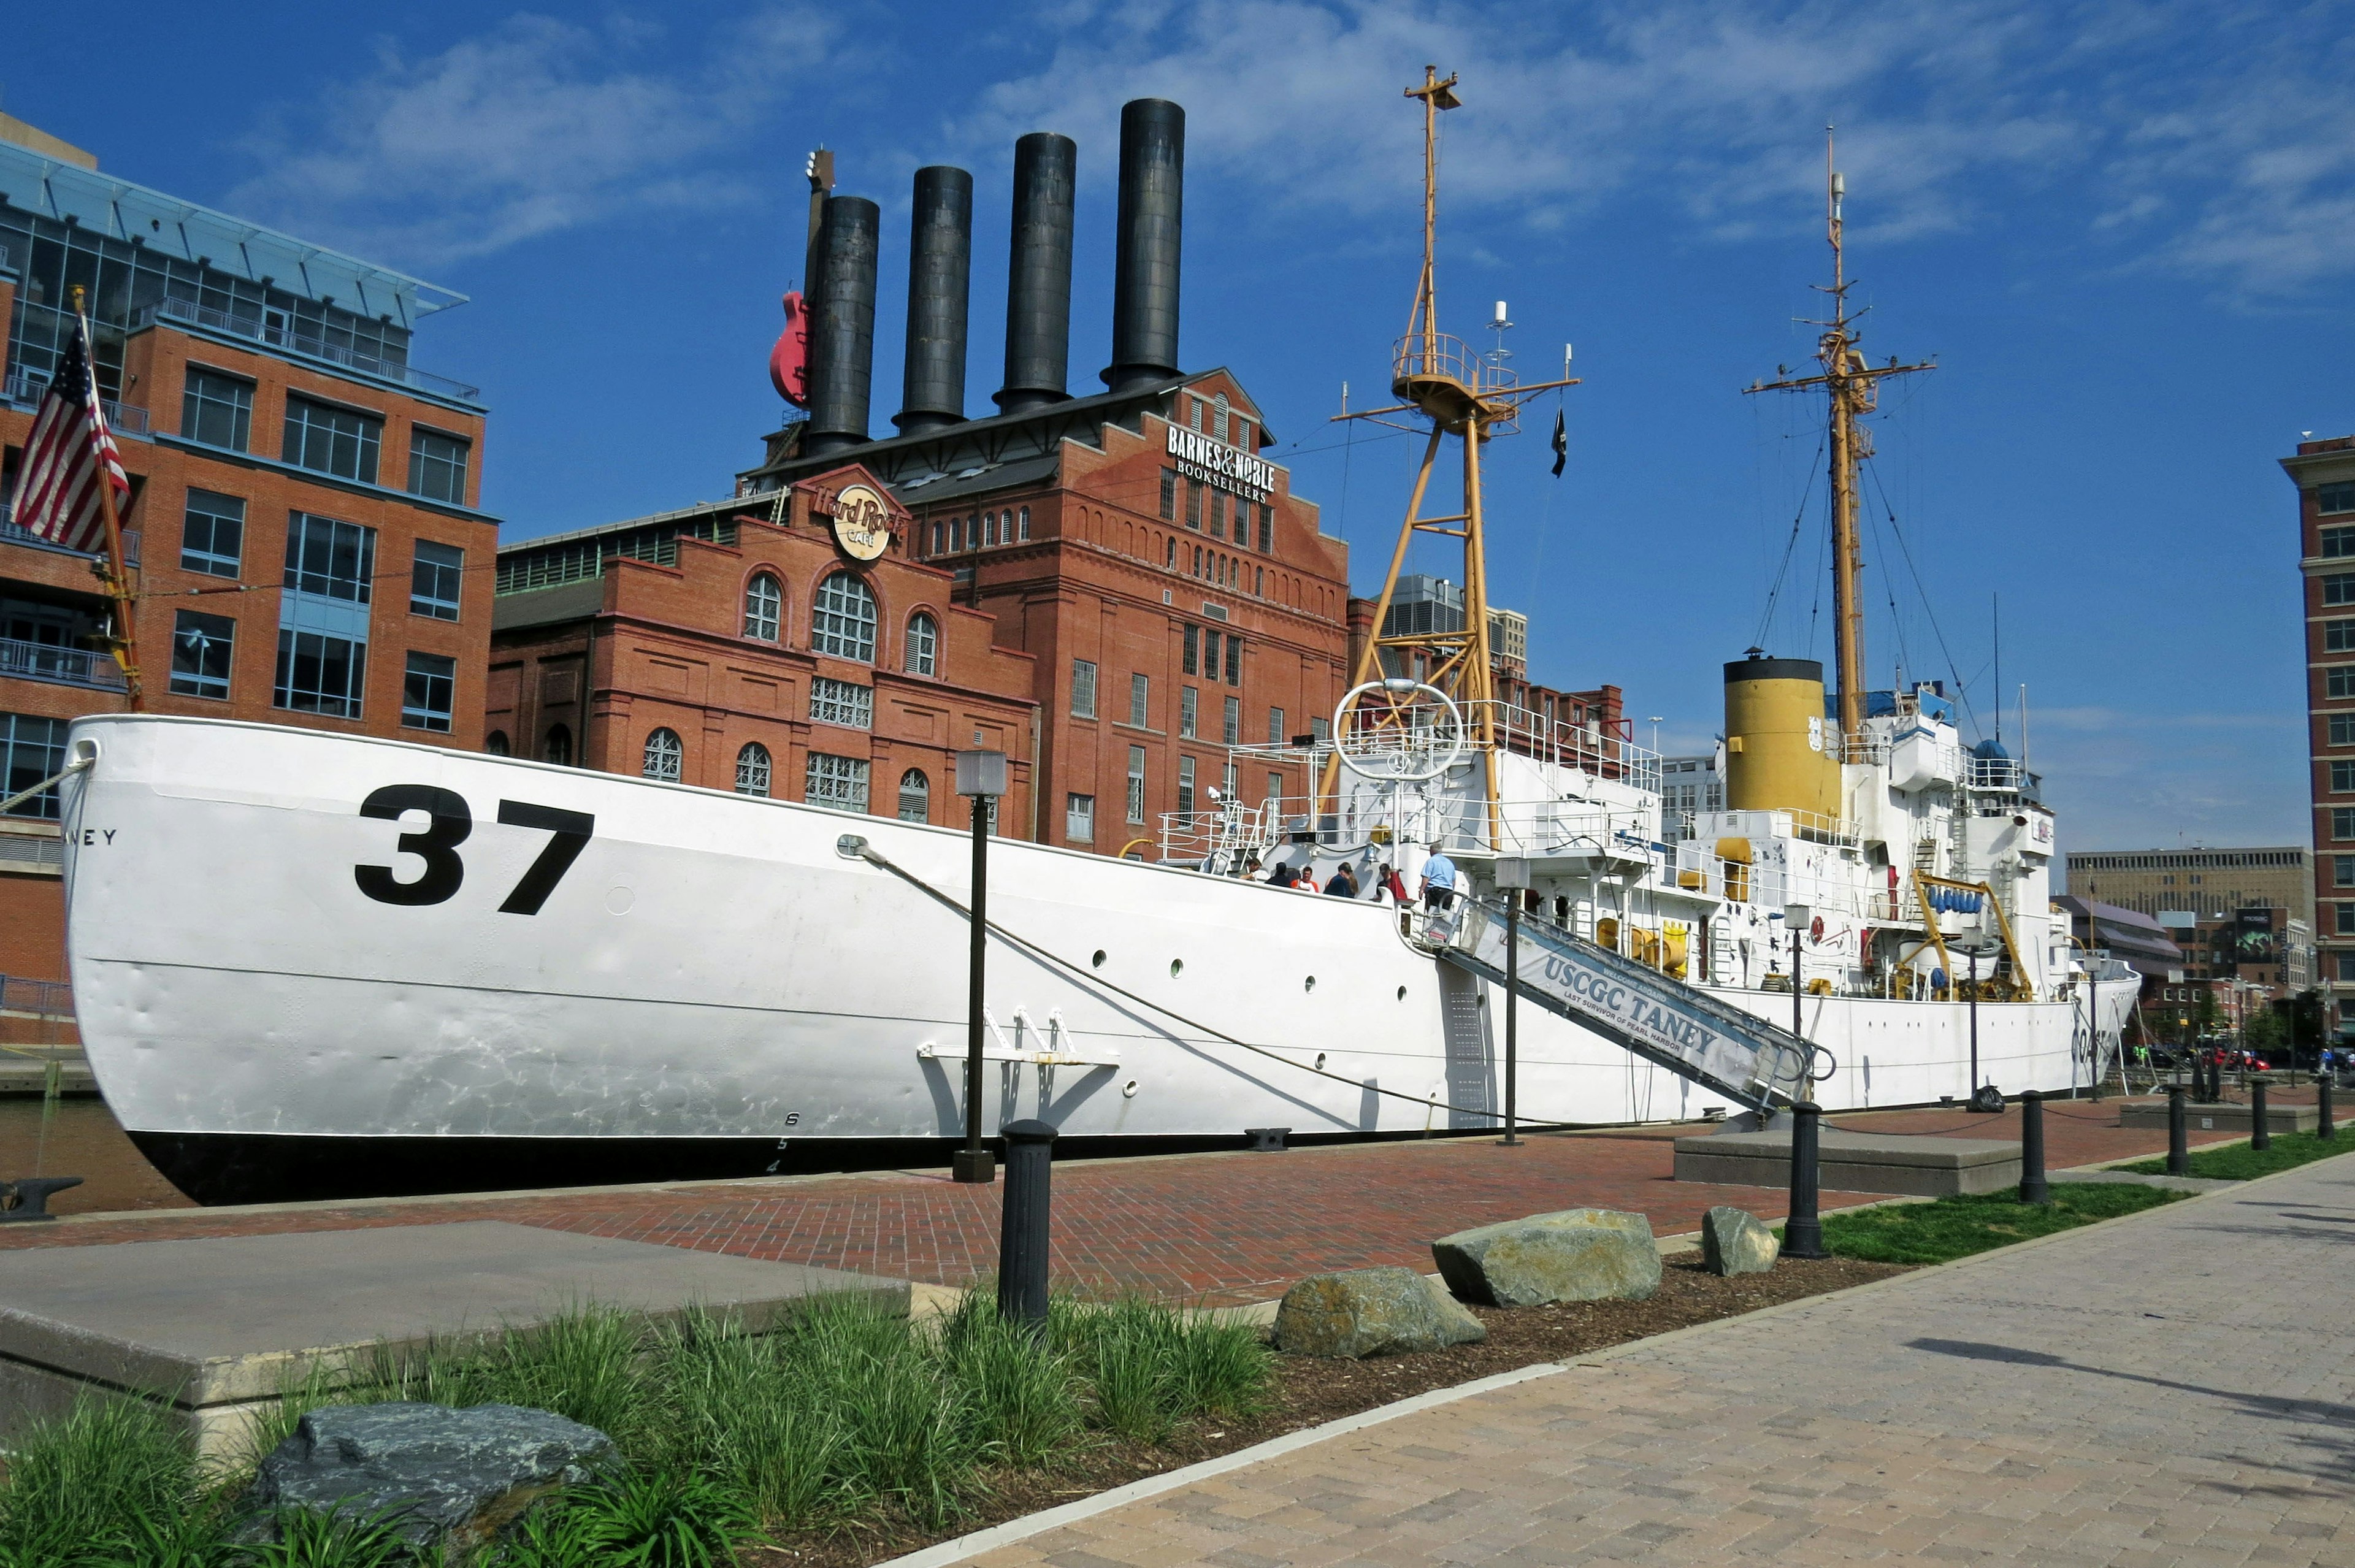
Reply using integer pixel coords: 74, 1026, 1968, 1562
69, 288, 142, 710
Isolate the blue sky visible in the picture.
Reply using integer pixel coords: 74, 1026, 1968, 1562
12, 1, 2350, 856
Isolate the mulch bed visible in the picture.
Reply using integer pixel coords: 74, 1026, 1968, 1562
745, 1253, 1905, 1568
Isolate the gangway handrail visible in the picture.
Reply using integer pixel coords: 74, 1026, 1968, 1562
1438, 893, 1812, 1112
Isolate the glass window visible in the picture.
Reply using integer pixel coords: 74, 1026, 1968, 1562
812, 572, 878, 661
744, 573, 783, 641
1185, 479, 1202, 530
1019, 506, 1031, 541
0, 714, 67, 819
1311, 716, 1331, 744
1204, 630, 1221, 680
2324, 527, 2355, 559
485, 731, 510, 756
2337, 855, 2355, 888
1258, 505, 1273, 553
401, 651, 456, 732
274, 630, 366, 717
179, 367, 252, 451
407, 428, 470, 504
2336, 761, 2355, 793
2334, 714, 2355, 746
806, 752, 870, 812
1165, 536, 1176, 568
2331, 668, 2355, 701
1268, 706, 1286, 744
284, 513, 377, 603
1210, 492, 1227, 540
1223, 695, 1241, 744
542, 724, 572, 766
281, 396, 383, 483
168, 610, 234, 699
1072, 658, 1097, 719
1266, 770, 1284, 807
898, 768, 930, 822
410, 540, 464, 620
1225, 634, 1242, 685
2341, 952, 2355, 982
929, 521, 944, 555
1160, 469, 1176, 520
180, 489, 245, 577
2329, 621, 2355, 653
735, 741, 772, 797
1129, 673, 1149, 728
810, 676, 873, 729
2338, 904, 2355, 936
2327, 575, 2355, 606
1181, 686, 1198, 739
1126, 746, 1146, 823
1182, 625, 1198, 676
904, 613, 937, 676
2337, 808, 2355, 841
2322, 482, 2355, 514
1066, 793, 1095, 844
643, 728, 683, 782
1255, 565, 1264, 597
1177, 755, 1196, 815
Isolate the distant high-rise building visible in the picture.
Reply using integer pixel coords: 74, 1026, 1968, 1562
2284, 433, 2355, 1038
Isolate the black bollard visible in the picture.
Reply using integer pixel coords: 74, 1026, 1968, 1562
2251, 1077, 2271, 1153
1784, 1101, 1828, 1260
2018, 1090, 2050, 1205
2322, 1073, 2337, 1142
0, 1175, 82, 1223
996, 1119, 1057, 1332
2167, 1083, 2189, 1176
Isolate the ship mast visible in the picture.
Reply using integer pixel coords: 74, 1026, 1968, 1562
1745, 130, 1933, 746
1325, 66, 1578, 847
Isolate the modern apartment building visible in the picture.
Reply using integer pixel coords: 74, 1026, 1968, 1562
2284, 433, 2355, 1039
0, 118, 495, 1014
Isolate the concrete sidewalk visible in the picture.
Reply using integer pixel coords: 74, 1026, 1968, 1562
951, 1157, 2355, 1567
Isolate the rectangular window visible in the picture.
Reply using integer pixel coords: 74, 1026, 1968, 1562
2324, 526, 2355, 559
1160, 469, 1177, 520
401, 650, 456, 732
407, 428, 470, 504
1258, 504, 1273, 553
2334, 714, 2355, 746
1266, 771, 1284, 807
284, 513, 377, 603
2331, 668, 2355, 700
805, 753, 871, 812
1177, 755, 1196, 815
2337, 855, 2355, 888
1311, 716, 1331, 745
1182, 624, 1199, 676
1268, 706, 1285, 744
2341, 952, 2355, 982
274, 629, 367, 718
0, 714, 67, 819
1209, 492, 1227, 540
410, 540, 464, 620
282, 396, 383, 484
1185, 479, 1202, 530
1126, 745, 1147, 823
1223, 694, 1241, 744
1225, 634, 1242, 686
1128, 673, 1149, 728
180, 489, 245, 577
810, 676, 875, 729
2327, 575, 2355, 606
1066, 793, 1095, 844
1203, 630, 1221, 682
2336, 761, 2355, 792
1181, 686, 1198, 739
2339, 904, 2355, 936
179, 367, 253, 451
2323, 481, 2355, 514
2336, 808, 2355, 841
1071, 658, 1098, 719
2329, 621, 2355, 653
167, 610, 234, 700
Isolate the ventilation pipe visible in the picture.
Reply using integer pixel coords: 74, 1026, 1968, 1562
1101, 98, 1184, 394
994, 132, 1077, 414
804, 194, 880, 456
894, 165, 973, 435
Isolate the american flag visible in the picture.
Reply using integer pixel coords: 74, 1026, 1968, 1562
16, 316, 129, 557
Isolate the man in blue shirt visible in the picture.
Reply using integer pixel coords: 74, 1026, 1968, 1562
1419, 843, 1460, 912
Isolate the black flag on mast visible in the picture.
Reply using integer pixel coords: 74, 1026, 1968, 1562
1549, 408, 1566, 477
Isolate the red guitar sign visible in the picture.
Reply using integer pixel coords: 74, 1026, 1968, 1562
770, 290, 809, 406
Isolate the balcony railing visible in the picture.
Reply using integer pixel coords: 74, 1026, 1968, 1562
0, 636, 128, 691
0, 506, 142, 565
0, 974, 73, 1018
1, 369, 150, 435
129, 297, 481, 403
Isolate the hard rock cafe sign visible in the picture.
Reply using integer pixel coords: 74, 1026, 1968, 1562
829, 483, 892, 561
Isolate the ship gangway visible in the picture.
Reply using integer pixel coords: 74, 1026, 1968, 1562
1439, 897, 1814, 1112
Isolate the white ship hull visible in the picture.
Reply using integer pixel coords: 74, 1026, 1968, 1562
60, 716, 2130, 1204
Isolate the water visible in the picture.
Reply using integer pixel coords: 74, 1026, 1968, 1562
0, 1095, 194, 1214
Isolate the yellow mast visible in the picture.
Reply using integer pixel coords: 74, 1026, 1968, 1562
1744, 129, 1931, 747
1323, 67, 1577, 848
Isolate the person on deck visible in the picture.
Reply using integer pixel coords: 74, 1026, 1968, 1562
1372, 863, 1410, 906
1269, 864, 1296, 888
1324, 863, 1360, 898
1419, 844, 1459, 912
1293, 866, 1322, 893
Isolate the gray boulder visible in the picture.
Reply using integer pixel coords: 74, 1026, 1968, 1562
1701, 1206, 1779, 1276
1431, 1207, 1661, 1306
1273, 1266, 1487, 1358
245, 1402, 615, 1551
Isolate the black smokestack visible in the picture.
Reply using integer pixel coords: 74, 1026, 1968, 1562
1102, 99, 1184, 394
895, 166, 973, 435
805, 194, 880, 457
994, 132, 1077, 415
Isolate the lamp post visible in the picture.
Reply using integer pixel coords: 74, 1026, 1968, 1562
1785, 901, 1812, 1063
954, 749, 1007, 1185
1498, 857, 1531, 1145
1955, 937, 2002, 1111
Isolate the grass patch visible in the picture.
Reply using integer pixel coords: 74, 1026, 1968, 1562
0, 1290, 1271, 1566
2116, 1129, 2354, 1182
1786, 1182, 2185, 1266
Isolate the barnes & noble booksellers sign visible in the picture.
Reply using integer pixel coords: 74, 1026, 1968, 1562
1166, 424, 1275, 502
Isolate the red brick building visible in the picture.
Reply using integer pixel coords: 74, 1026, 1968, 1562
0, 119, 494, 1022
487, 465, 1037, 832
2284, 433, 2355, 1039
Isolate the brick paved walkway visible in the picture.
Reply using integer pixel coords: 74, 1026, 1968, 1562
0, 1098, 2229, 1309
959, 1153, 2355, 1567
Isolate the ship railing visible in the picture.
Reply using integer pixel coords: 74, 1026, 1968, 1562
1966, 755, 2024, 790
1391, 332, 1519, 400
1714, 806, 1859, 849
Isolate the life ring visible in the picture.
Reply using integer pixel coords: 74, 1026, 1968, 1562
1809, 915, 1825, 943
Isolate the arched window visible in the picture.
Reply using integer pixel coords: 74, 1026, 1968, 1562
1165, 536, 1176, 568
898, 768, 930, 822
642, 727, 683, 782
542, 724, 572, 767
949, 517, 962, 552
743, 573, 783, 641
1018, 505, 1031, 541
811, 572, 878, 662
735, 741, 772, 797
930, 520, 943, 555
1212, 392, 1230, 443
484, 730, 510, 757
904, 613, 938, 676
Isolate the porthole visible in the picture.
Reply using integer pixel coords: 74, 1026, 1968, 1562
1091, 950, 1107, 969
1122, 1079, 1139, 1098
1170, 959, 1184, 978
1396, 985, 1408, 1001
1304, 976, 1317, 993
